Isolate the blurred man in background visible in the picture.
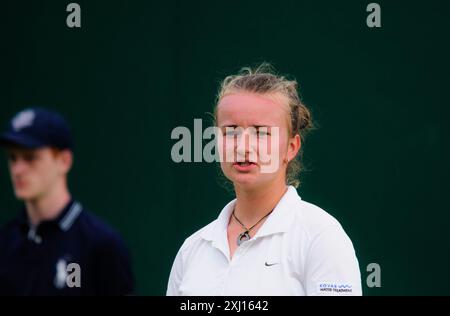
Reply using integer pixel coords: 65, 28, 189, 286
0, 107, 134, 295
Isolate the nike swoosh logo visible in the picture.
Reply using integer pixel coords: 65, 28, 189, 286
265, 262, 279, 267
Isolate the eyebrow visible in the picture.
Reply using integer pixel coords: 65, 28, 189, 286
219, 125, 273, 128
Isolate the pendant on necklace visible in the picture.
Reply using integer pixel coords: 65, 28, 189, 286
237, 231, 250, 246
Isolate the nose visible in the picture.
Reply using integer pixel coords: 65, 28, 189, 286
236, 132, 248, 156
235, 129, 257, 161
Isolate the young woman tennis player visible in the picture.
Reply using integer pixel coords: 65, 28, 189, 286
167, 64, 362, 296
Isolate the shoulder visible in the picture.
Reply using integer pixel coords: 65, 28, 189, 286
74, 207, 134, 294
286, 190, 349, 242
289, 198, 358, 272
178, 219, 217, 253
76, 208, 130, 254
297, 200, 342, 231
287, 194, 360, 279
177, 199, 235, 255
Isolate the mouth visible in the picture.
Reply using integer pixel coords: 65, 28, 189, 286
14, 179, 28, 188
232, 161, 257, 171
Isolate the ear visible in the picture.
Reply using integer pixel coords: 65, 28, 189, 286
58, 150, 73, 174
286, 134, 301, 163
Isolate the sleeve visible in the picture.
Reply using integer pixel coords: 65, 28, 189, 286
304, 225, 362, 296
166, 247, 184, 296
92, 234, 135, 295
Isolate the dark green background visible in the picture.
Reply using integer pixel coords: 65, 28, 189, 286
1, 0, 449, 295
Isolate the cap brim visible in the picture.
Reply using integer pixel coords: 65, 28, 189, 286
0, 132, 46, 149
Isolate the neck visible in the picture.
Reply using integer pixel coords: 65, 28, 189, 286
234, 179, 288, 225
25, 183, 71, 226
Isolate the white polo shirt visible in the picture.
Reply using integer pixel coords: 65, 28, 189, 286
167, 186, 362, 296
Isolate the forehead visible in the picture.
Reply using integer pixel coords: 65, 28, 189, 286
6, 146, 49, 156
217, 92, 289, 127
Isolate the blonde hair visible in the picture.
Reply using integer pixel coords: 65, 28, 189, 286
214, 62, 314, 188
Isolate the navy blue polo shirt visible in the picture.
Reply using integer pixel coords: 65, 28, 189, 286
0, 200, 134, 295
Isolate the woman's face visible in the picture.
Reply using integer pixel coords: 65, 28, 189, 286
216, 91, 300, 190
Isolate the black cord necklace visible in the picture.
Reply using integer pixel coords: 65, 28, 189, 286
232, 208, 274, 246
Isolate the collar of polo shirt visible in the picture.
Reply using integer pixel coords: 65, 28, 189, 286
18, 200, 83, 242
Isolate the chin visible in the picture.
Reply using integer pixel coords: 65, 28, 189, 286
230, 175, 263, 188
14, 189, 37, 201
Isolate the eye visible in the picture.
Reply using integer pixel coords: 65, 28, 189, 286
224, 130, 237, 136
256, 128, 270, 136
223, 128, 241, 137
7, 153, 17, 162
23, 153, 37, 162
